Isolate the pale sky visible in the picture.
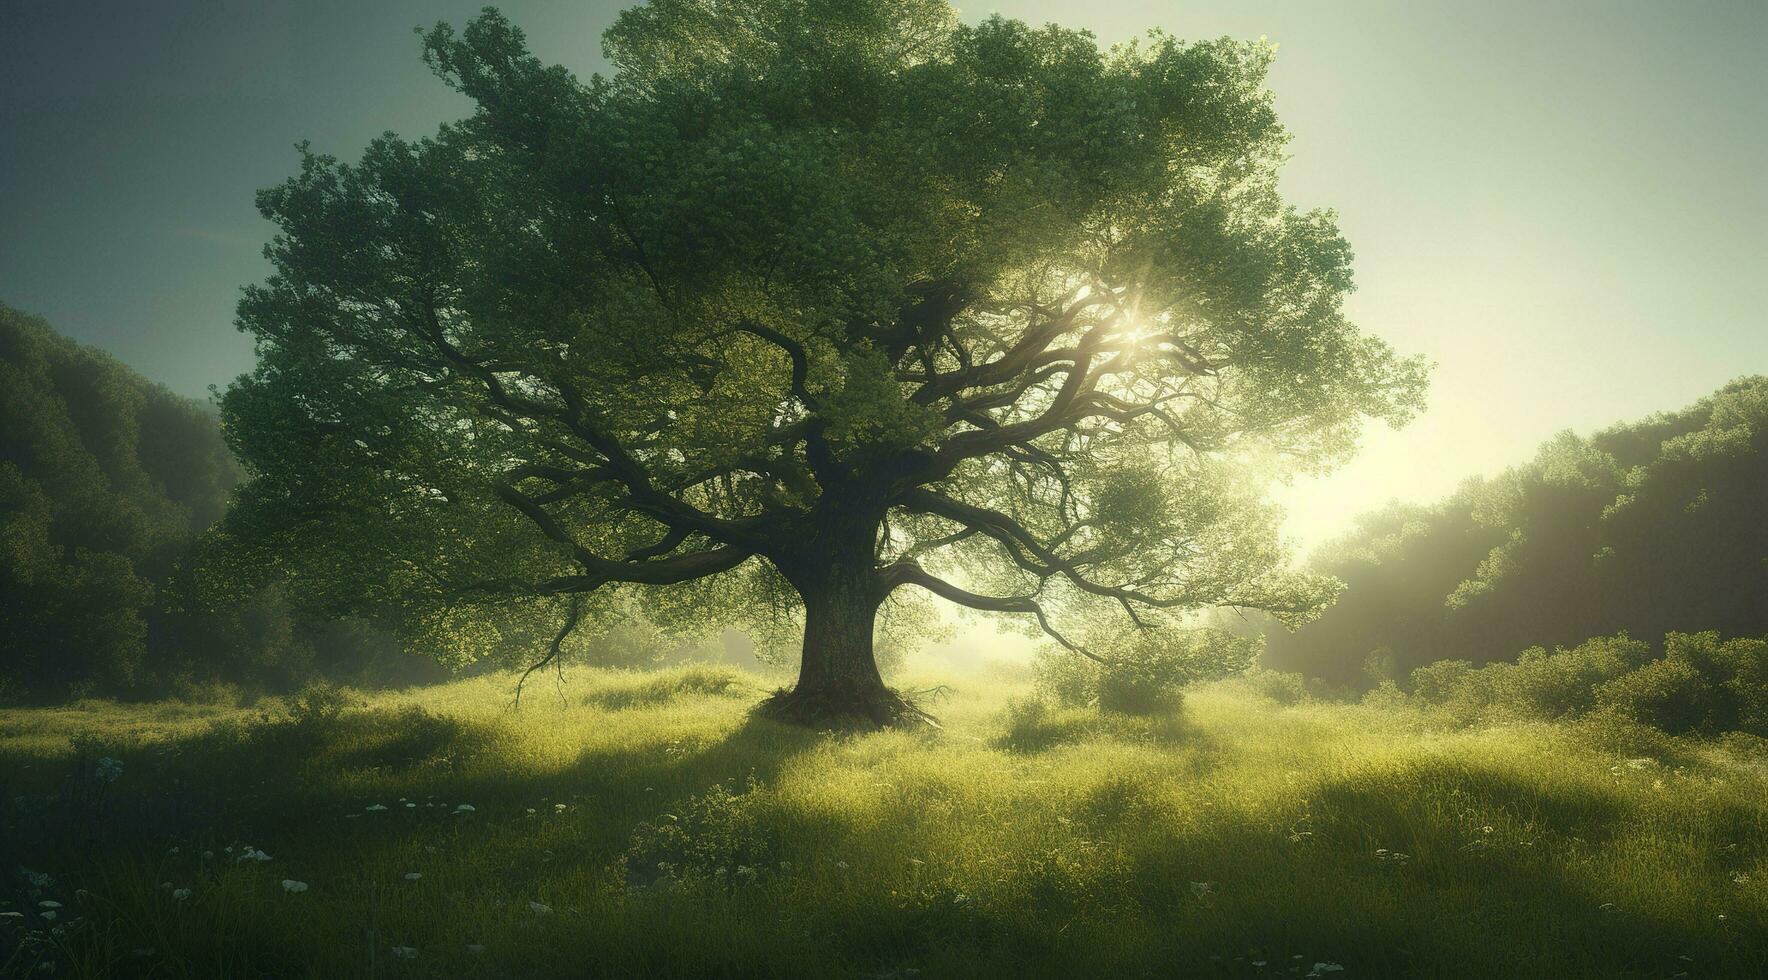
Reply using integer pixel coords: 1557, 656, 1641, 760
4, 0, 1764, 558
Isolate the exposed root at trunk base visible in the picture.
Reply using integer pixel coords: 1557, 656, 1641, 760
753, 684, 941, 731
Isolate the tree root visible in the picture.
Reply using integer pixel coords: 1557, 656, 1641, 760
753, 683, 941, 731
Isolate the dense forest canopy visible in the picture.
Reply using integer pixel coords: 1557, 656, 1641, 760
0, 304, 237, 699
214, 0, 1426, 725
1263, 376, 1768, 687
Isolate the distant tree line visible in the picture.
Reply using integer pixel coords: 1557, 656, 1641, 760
1261, 377, 1768, 688
0, 305, 451, 703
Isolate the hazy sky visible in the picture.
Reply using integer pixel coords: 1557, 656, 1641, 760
3, 0, 1765, 551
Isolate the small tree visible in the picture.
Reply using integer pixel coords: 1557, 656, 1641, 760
217, 1, 1424, 726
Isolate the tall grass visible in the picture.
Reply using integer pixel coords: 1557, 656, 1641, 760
3, 663, 1765, 978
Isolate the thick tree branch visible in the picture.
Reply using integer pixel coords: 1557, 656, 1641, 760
879, 561, 1105, 664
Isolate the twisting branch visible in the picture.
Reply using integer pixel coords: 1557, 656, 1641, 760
879, 561, 1108, 664
513, 593, 582, 707
733, 320, 820, 410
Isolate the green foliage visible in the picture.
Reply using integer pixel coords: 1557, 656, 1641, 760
1264, 378, 1768, 687
283, 679, 365, 730
584, 664, 749, 709
215, 0, 1424, 697
622, 779, 775, 888
0, 304, 238, 701
1404, 631, 1768, 737
1033, 627, 1260, 715
6, 665, 1768, 977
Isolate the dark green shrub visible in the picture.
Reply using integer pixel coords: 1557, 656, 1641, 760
1594, 658, 1715, 734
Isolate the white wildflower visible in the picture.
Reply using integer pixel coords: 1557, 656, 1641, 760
95, 757, 124, 783
365, 804, 389, 812
454, 804, 475, 813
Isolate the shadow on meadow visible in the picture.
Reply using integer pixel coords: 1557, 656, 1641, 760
5, 674, 1768, 977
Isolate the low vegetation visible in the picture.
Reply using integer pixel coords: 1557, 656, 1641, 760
6, 662, 1768, 978
1261, 378, 1768, 688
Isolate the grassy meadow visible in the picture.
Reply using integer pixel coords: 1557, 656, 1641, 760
5, 662, 1768, 979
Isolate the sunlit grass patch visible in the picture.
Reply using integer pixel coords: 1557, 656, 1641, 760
4, 667, 1768, 977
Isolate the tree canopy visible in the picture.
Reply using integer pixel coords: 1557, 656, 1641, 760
217, 0, 1426, 724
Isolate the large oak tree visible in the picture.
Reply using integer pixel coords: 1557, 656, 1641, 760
218, 0, 1426, 725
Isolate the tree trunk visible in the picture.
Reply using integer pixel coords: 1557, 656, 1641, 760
756, 529, 926, 729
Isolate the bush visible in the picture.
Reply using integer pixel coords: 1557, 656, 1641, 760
1594, 658, 1716, 734
1097, 629, 1260, 716
621, 780, 774, 889
1406, 630, 1768, 737
1033, 629, 1260, 716
1032, 647, 1098, 708
284, 680, 363, 729
1238, 668, 1312, 706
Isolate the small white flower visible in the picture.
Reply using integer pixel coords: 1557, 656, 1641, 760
281, 880, 308, 893
526, 808, 536, 815
528, 901, 552, 914
835, 861, 849, 870
95, 757, 124, 783
365, 804, 389, 812
38, 901, 63, 910
405, 803, 416, 809
454, 804, 475, 813
172, 888, 192, 901
238, 848, 272, 862
0, 912, 23, 919
404, 872, 422, 881
389, 946, 418, 959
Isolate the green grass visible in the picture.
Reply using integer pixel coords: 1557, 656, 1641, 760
4, 663, 1767, 978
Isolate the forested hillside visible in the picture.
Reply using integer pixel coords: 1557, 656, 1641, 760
0, 306, 457, 701
0, 304, 238, 699
1264, 378, 1768, 687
